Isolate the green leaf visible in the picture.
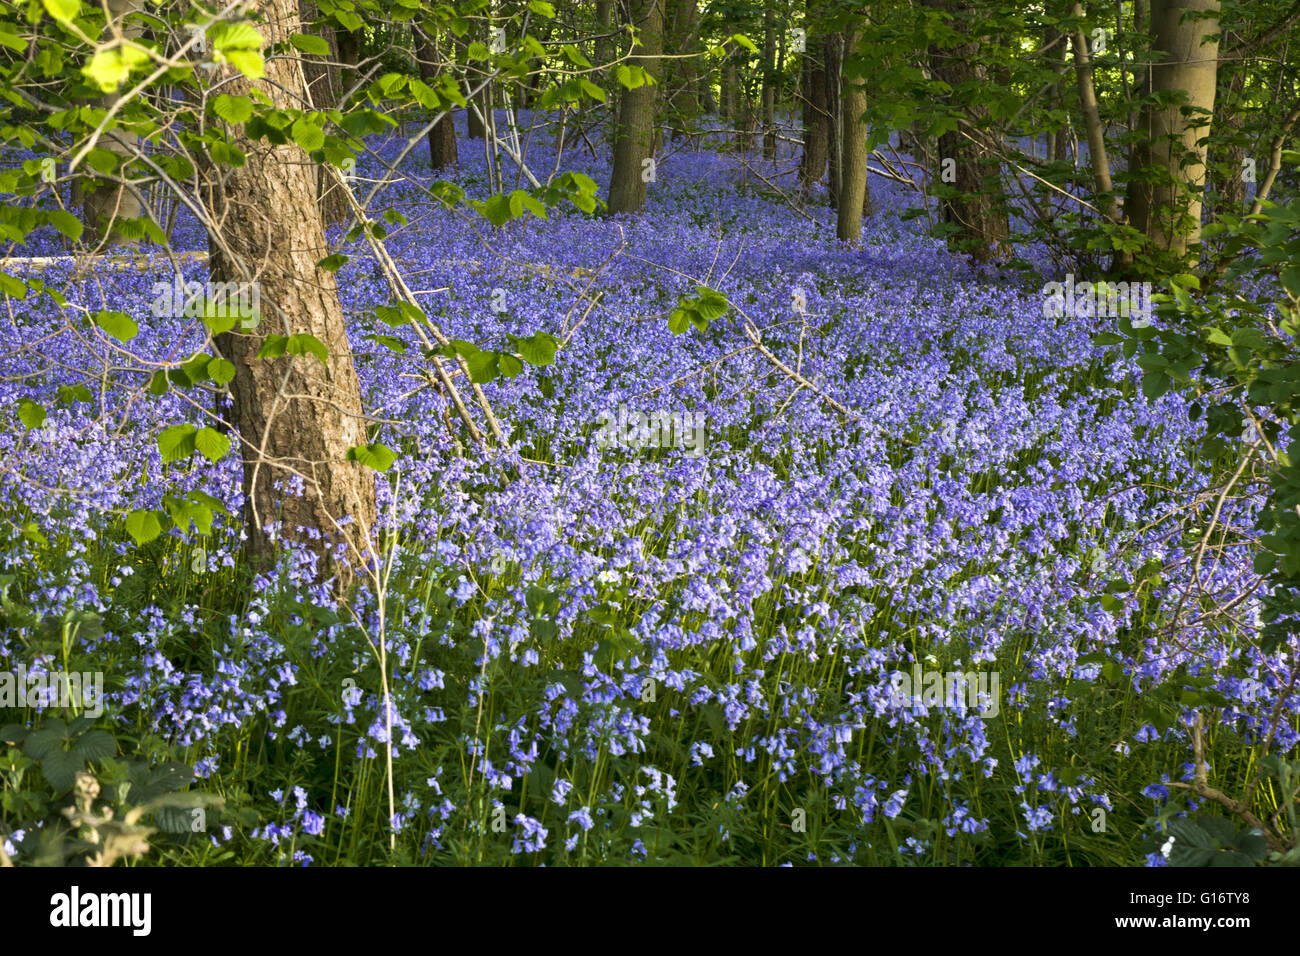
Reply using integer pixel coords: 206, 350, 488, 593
93, 310, 138, 343
347, 442, 397, 472
40, 748, 83, 792
17, 399, 45, 429
289, 33, 331, 55
83, 44, 148, 93
73, 730, 116, 761
0, 271, 27, 299
317, 253, 347, 273
464, 350, 499, 382
257, 334, 288, 359
208, 358, 236, 385
211, 94, 253, 124
124, 509, 162, 546
194, 427, 230, 462
46, 209, 82, 241
211, 22, 263, 51
1142, 374, 1170, 401
498, 352, 524, 377
514, 332, 558, 365
287, 333, 327, 365
225, 49, 265, 80
41, 0, 80, 24
291, 115, 325, 152
157, 423, 198, 462
728, 33, 758, 54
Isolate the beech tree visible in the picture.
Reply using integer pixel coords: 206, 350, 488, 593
607, 0, 664, 214
204, 0, 376, 577
1123, 0, 1222, 259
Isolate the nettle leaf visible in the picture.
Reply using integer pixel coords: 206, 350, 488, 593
347, 442, 397, 472
41, 749, 83, 792
17, 399, 46, 429
194, 427, 230, 462
93, 310, 138, 343
73, 730, 116, 761
124, 509, 163, 546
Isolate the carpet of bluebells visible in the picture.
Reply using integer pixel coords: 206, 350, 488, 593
0, 113, 1290, 866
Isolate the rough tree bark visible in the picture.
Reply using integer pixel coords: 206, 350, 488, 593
298, 2, 348, 225
664, 0, 700, 136
799, 7, 829, 192
607, 0, 663, 214
206, 0, 377, 584
923, 0, 1009, 263
418, 33, 459, 170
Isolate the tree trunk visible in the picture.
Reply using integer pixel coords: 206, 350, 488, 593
1207, 32, 1245, 223
923, 0, 1009, 263
207, 0, 377, 584
799, 9, 829, 192
607, 0, 663, 214
665, 0, 700, 135
418, 35, 459, 170
1043, 26, 1069, 162
1123, 0, 1221, 259
837, 27, 869, 240
824, 33, 842, 210
299, 3, 348, 225
722, 57, 738, 137
761, 0, 777, 158
81, 0, 143, 244
1069, 3, 1117, 220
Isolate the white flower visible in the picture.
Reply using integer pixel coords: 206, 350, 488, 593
1160, 835, 1175, 859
